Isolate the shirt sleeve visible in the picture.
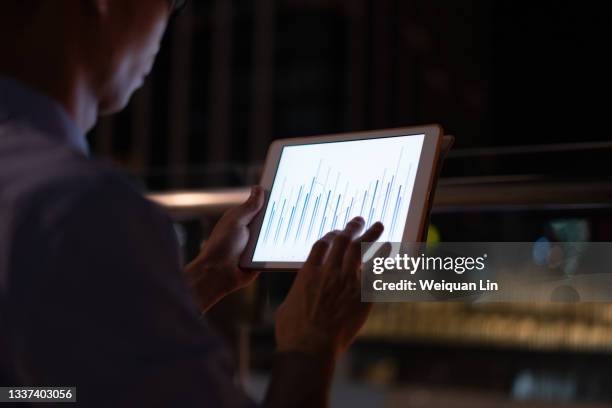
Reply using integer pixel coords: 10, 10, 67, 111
8, 175, 257, 408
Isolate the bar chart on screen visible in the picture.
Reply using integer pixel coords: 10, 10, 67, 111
252, 134, 425, 262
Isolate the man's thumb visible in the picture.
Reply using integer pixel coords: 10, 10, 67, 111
235, 185, 265, 225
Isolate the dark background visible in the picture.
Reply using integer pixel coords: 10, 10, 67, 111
88, 0, 611, 190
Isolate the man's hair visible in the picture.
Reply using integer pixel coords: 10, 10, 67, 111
4, 0, 45, 15
0, 1, 46, 38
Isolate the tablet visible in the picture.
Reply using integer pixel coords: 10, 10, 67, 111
240, 125, 444, 270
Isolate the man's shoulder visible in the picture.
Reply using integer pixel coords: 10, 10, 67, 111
17, 162, 157, 233
0, 124, 158, 232
0, 120, 99, 203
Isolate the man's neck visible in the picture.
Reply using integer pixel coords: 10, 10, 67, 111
0, 9, 98, 134
0, 58, 98, 135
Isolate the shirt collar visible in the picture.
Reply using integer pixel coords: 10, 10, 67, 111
0, 76, 89, 156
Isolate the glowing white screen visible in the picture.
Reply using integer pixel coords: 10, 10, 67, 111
252, 134, 425, 262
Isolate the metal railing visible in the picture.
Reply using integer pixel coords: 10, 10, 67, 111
148, 176, 612, 220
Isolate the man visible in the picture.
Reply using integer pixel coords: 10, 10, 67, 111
0, 1, 384, 406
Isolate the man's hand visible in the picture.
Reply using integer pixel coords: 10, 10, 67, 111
275, 217, 384, 358
186, 186, 264, 312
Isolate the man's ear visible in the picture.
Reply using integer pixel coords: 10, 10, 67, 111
87, 0, 110, 17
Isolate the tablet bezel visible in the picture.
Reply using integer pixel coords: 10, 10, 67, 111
239, 124, 443, 270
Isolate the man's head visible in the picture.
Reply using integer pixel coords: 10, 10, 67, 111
1, 0, 183, 129
82, 0, 177, 114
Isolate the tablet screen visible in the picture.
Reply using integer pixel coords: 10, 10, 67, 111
252, 134, 425, 262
